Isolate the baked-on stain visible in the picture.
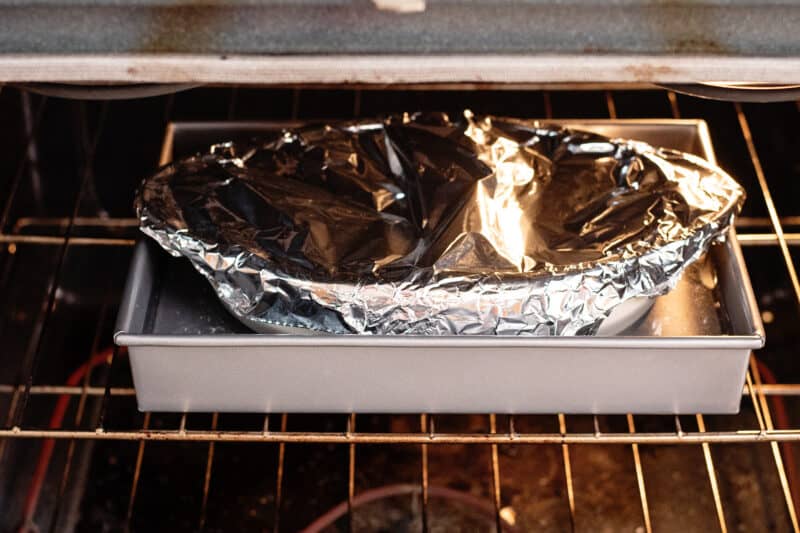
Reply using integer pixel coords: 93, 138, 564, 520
624, 64, 675, 82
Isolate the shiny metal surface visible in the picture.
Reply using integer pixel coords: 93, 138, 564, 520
115, 119, 761, 414
137, 112, 744, 335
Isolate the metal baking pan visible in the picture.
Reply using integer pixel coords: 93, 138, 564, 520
115, 119, 765, 414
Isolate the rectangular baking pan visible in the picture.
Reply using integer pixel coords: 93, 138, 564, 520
115, 119, 765, 414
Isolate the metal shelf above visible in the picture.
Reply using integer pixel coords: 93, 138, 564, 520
1, 1, 800, 84
3, 54, 800, 86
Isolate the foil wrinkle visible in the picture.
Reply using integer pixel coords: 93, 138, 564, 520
137, 112, 744, 335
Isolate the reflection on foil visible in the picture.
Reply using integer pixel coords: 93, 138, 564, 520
137, 111, 744, 335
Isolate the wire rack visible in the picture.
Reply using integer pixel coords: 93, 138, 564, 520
0, 85, 799, 531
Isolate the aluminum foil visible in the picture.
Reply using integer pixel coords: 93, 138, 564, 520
136, 111, 744, 335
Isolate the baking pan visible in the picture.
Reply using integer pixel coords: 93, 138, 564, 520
115, 119, 764, 414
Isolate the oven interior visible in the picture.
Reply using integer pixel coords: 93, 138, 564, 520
0, 86, 798, 531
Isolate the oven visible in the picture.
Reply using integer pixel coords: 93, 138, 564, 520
0, 85, 794, 532
1, 3, 800, 531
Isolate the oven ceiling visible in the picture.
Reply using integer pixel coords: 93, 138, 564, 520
0, 0, 799, 84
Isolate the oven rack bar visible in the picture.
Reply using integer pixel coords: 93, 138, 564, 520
0, 223, 794, 248
2, 426, 800, 445
9, 214, 800, 232
1, 87, 799, 531
6, 382, 800, 398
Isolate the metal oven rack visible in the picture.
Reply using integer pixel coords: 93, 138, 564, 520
0, 85, 799, 531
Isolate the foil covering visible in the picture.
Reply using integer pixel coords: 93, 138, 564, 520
137, 112, 744, 335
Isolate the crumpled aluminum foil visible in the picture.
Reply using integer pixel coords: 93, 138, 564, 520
137, 111, 744, 335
